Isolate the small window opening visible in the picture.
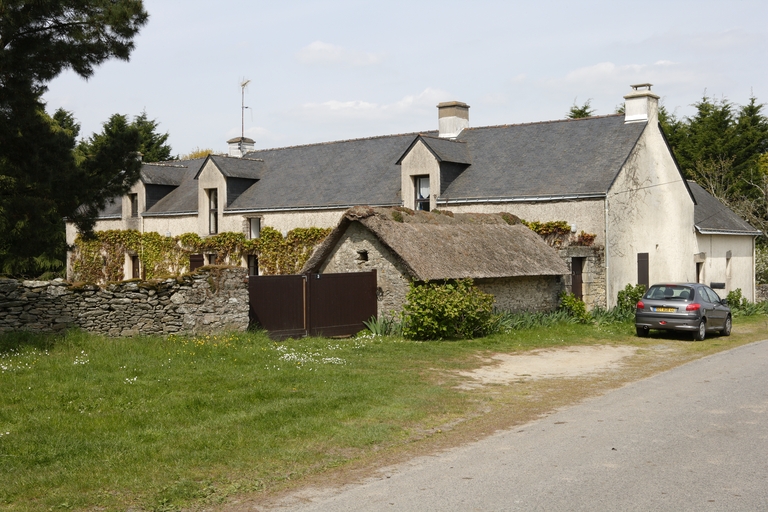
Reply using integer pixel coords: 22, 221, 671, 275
129, 194, 138, 217
207, 253, 217, 265
356, 249, 369, 262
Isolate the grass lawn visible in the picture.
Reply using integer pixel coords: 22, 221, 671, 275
1, 315, 766, 511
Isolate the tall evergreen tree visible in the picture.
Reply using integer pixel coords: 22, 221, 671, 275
0, 1, 148, 275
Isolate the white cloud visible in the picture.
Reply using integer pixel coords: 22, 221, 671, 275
296, 41, 384, 67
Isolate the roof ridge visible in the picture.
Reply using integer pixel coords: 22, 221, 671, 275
244, 130, 434, 154
143, 162, 188, 168
462, 113, 626, 133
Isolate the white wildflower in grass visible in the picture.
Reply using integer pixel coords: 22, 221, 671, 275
73, 351, 89, 365
124, 377, 138, 384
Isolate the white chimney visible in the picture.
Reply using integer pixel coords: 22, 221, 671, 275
437, 101, 470, 138
227, 137, 255, 158
624, 83, 659, 124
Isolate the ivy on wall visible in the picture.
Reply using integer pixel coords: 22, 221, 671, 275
70, 226, 330, 283
520, 220, 596, 248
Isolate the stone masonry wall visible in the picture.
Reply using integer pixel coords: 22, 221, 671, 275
0, 267, 249, 336
559, 246, 606, 310
476, 276, 563, 313
757, 284, 768, 303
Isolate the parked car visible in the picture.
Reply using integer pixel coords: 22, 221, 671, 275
635, 283, 731, 340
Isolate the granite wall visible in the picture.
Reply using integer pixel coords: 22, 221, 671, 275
0, 267, 249, 336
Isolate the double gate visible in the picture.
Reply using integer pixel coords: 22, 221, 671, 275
249, 271, 377, 340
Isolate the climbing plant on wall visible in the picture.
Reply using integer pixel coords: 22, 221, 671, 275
70, 226, 331, 283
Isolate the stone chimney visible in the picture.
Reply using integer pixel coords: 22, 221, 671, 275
227, 137, 256, 158
624, 83, 659, 124
437, 101, 470, 138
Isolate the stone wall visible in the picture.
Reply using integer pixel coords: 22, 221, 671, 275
318, 222, 412, 317
559, 246, 606, 310
475, 276, 563, 313
0, 267, 249, 336
757, 284, 768, 303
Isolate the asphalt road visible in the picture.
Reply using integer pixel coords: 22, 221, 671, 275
276, 339, 768, 511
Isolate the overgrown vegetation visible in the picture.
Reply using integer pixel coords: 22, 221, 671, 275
520, 220, 596, 247
70, 227, 330, 282
726, 288, 768, 316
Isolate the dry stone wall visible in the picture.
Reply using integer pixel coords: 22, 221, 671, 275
757, 284, 768, 303
0, 267, 249, 336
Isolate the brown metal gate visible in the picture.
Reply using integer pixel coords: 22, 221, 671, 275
249, 271, 377, 340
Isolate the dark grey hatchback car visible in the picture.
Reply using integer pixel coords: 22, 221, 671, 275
635, 283, 732, 341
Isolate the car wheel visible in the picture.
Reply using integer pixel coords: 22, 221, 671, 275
720, 315, 732, 336
636, 326, 649, 337
693, 320, 706, 341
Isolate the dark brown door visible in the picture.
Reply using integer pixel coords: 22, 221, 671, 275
131, 255, 140, 279
189, 254, 204, 271
572, 257, 584, 300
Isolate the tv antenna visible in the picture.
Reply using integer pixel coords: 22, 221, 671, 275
240, 78, 251, 139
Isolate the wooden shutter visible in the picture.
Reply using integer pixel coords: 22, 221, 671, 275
637, 253, 649, 289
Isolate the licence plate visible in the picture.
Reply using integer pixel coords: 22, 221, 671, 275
653, 307, 676, 312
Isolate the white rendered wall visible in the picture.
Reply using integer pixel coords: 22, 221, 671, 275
445, 200, 607, 245
605, 124, 697, 307
696, 234, 756, 301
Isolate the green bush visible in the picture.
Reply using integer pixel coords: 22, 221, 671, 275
726, 288, 768, 316
402, 279, 495, 340
616, 283, 646, 314
558, 291, 592, 324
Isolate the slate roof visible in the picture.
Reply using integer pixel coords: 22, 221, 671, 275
303, 206, 568, 280
96, 114, 650, 218
142, 158, 206, 216
97, 196, 122, 218
204, 155, 265, 179
688, 181, 761, 235
439, 115, 646, 202
141, 163, 189, 186
227, 133, 425, 211
404, 135, 472, 165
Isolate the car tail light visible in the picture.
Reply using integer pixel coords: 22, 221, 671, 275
686, 303, 701, 311
637, 301, 644, 309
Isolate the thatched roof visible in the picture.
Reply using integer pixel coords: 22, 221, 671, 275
302, 206, 569, 280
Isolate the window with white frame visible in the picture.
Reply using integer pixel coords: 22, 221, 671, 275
248, 217, 261, 239
415, 176, 430, 211
207, 189, 218, 234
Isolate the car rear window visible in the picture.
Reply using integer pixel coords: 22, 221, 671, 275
645, 285, 694, 300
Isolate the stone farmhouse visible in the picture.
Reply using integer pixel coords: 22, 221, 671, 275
301, 206, 569, 316
66, 84, 761, 309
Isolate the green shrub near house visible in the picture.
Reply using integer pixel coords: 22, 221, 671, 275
402, 279, 495, 340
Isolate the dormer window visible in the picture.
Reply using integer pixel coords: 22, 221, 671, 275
207, 189, 218, 234
415, 176, 430, 211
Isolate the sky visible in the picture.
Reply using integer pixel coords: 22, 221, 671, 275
43, 0, 768, 158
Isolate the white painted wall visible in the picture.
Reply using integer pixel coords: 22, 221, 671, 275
445, 200, 607, 245
696, 234, 756, 301
605, 123, 698, 307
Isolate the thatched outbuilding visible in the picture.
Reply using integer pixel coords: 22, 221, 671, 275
302, 206, 569, 316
